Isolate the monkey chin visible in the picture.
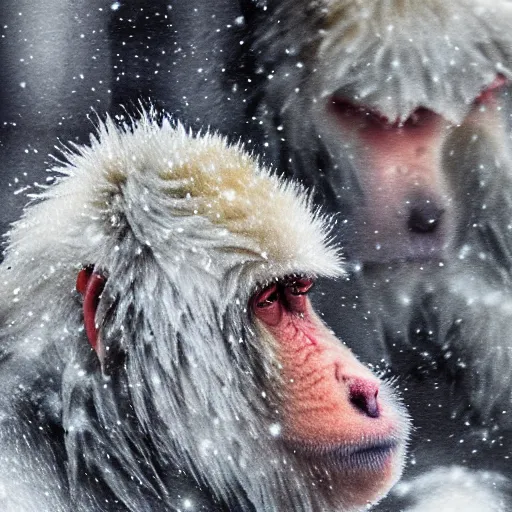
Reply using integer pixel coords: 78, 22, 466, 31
285, 433, 407, 510
334, 442, 407, 509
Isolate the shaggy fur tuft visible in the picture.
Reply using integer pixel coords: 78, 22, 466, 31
0, 112, 395, 512
255, 0, 512, 123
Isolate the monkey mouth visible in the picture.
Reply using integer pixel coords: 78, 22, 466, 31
327, 441, 398, 473
290, 439, 399, 473
339, 441, 398, 470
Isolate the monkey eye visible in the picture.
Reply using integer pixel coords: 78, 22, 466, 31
285, 277, 314, 296
401, 107, 436, 128
255, 284, 279, 308
475, 75, 508, 104
364, 107, 392, 127
283, 277, 314, 314
332, 98, 391, 128
252, 283, 283, 326
252, 278, 314, 323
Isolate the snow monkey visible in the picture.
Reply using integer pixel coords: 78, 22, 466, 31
218, 0, 512, 509
0, 113, 410, 512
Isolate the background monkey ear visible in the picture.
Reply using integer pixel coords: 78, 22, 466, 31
76, 266, 107, 354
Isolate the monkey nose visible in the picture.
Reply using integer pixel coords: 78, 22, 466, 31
407, 202, 444, 234
348, 379, 380, 419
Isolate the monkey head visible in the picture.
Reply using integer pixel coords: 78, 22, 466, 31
0, 112, 409, 511
245, 0, 512, 264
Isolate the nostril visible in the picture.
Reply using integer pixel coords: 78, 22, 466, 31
349, 380, 380, 419
407, 203, 444, 234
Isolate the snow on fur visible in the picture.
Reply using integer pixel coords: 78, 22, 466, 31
0, 112, 349, 512
2, 112, 343, 313
256, 0, 512, 123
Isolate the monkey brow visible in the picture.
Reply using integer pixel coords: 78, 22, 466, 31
256, 273, 314, 288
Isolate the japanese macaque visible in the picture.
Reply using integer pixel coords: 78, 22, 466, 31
0, 114, 410, 512
226, 0, 512, 509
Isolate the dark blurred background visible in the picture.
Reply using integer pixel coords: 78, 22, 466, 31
0, 0, 249, 238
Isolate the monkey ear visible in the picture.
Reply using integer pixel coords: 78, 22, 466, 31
76, 266, 107, 355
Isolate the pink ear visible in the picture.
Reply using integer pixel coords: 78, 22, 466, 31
76, 267, 107, 352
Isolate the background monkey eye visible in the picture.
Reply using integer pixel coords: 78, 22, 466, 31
331, 98, 391, 128
475, 74, 508, 104
402, 107, 436, 128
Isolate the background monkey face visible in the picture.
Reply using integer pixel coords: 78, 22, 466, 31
242, 0, 512, 265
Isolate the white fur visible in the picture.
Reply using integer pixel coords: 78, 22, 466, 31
5, 112, 343, 295
393, 466, 510, 512
0, 112, 375, 512
256, 0, 512, 123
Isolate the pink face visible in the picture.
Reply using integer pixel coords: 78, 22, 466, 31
251, 276, 409, 507
327, 75, 510, 263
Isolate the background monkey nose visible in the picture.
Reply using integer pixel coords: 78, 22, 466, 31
407, 201, 444, 234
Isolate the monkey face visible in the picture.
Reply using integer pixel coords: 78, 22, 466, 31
0, 111, 411, 512
318, 76, 511, 263
249, 0, 512, 265
251, 276, 408, 507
